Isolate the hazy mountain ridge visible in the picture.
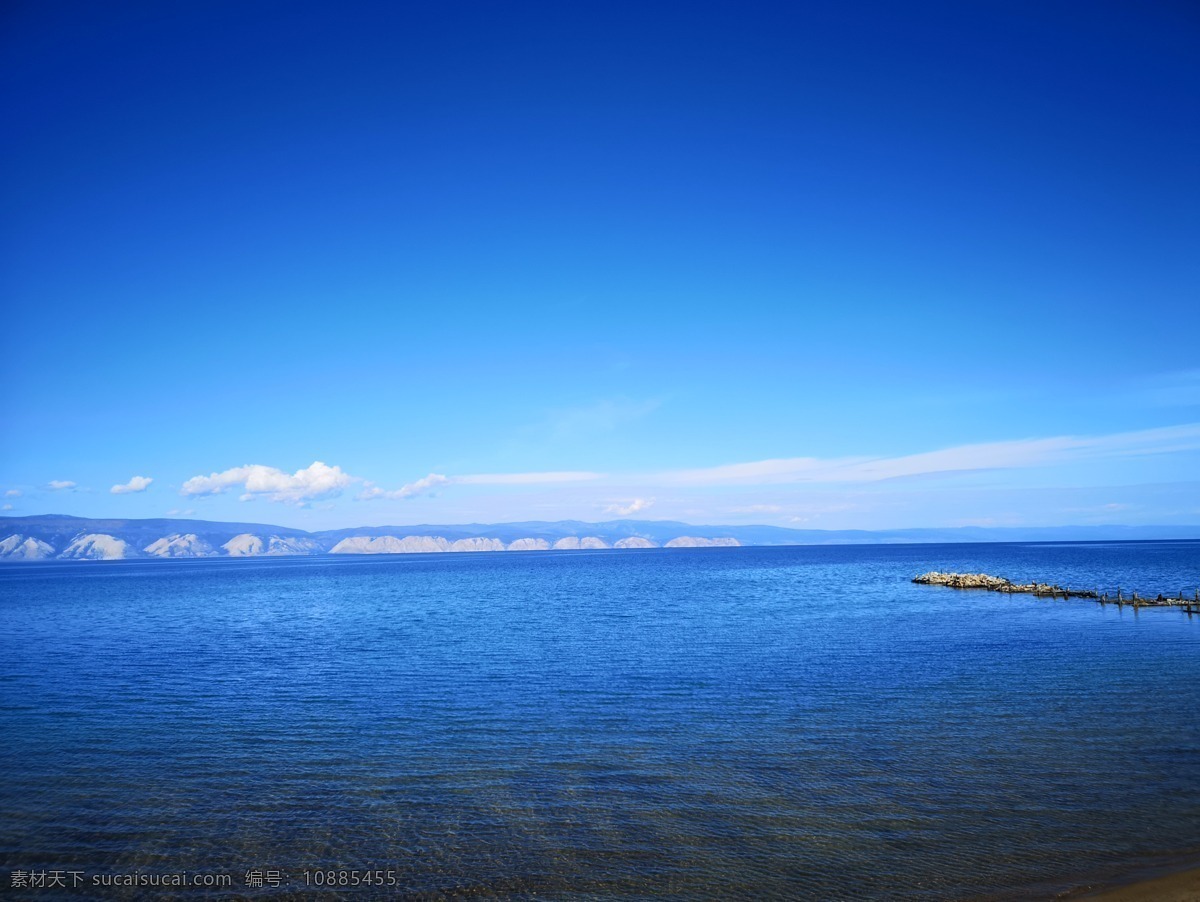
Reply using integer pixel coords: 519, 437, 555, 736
1, 514, 1198, 562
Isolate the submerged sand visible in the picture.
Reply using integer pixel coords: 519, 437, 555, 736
1073, 864, 1200, 900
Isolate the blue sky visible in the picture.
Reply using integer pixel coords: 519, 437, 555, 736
2, 0, 1198, 530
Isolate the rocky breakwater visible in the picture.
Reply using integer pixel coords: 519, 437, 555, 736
913, 572, 1069, 593
914, 572, 1200, 608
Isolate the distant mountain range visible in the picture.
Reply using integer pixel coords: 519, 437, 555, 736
1, 514, 1198, 562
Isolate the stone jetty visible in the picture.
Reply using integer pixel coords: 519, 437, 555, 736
913, 572, 1200, 609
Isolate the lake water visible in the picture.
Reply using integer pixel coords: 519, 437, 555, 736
2, 541, 1198, 899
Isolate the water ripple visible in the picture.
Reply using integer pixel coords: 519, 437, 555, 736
1, 542, 1198, 898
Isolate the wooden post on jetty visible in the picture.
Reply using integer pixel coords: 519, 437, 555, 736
1185, 589, 1200, 616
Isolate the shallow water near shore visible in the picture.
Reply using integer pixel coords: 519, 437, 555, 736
2, 541, 1199, 898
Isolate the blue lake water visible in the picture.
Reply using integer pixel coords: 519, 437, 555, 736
2, 541, 1199, 899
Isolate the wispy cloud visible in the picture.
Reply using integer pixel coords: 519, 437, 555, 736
548, 398, 660, 441
359, 473, 451, 501
604, 498, 654, 516
111, 475, 153, 494
359, 470, 604, 501
4, 489, 20, 498
168, 423, 1198, 522
730, 504, 783, 514
1127, 369, 1200, 408
47, 480, 76, 491
2, 504, 12, 511
655, 423, 1200, 487
176, 462, 604, 507
182, 461, 354, 504
456, 471, 605, 486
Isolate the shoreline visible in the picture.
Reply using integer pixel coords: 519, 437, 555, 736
1058, 857, 1200, 900
1087, 866, 1200, 900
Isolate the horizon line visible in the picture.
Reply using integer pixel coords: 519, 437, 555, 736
4, 512, 1200, 535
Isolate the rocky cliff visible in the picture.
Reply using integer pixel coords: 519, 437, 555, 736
145, 534, 218, 557
59, 534, 133, 560
664, 536, 740, 548
0, 535, 55, 560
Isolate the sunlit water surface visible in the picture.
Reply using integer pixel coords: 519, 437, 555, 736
2, 542, 1198, 899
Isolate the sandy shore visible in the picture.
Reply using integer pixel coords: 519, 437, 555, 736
1072, 864, 1200, 900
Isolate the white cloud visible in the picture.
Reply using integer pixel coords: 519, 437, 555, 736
359, 473, 451, 501
4, 489, 20, 498
111, 475, 153, 494
2, 503, 12, 511
165, 508, 196, 517
181, 461, 354, 504
48, 480, 76, 490
656, 423, 1200, 487
604, 498, 654, 516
